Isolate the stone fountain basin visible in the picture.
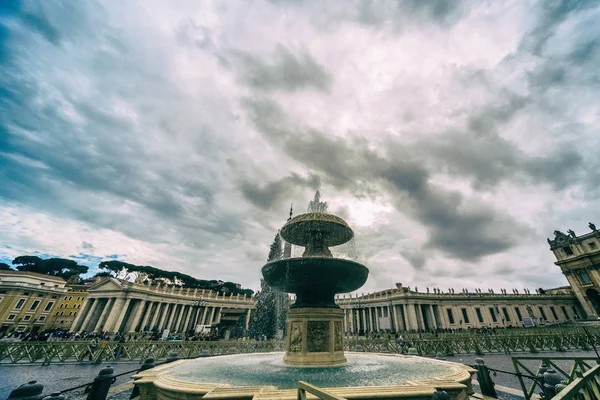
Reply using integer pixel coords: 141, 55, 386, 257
133, 352, 475, 400
262, 258, 369, 296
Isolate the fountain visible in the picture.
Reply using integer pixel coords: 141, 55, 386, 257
133, 193, 476, 399
261, 195, 368, 366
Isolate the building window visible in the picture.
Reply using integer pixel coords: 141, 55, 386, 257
579, 271, 592, 285
7, 314, 16, 321
563, 246, 574, 255
446, 309, 455, 324
561, 306, 569, 319
51, 295, 57, 299
73, 312, 77, 316
589, 242, 597, 250
44, 302, 54, 312
461, 308, 470, 324
476, 308, 484, 323
550, 307, 559, 320
55, 312, 60, 316
502, 308, 511, 322
38, 316, 45, 322
489, 308, 497, 323
38, 294, 44, 297
23, 315, 31, 321
29, 300, 40, 311
14, 298, 26, 310
539, 306, 547, 321
515, 307, 523, 321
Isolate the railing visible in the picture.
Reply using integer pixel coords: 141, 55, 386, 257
512, 356, 600, 400
553, 365, 600, 400
297, 381, 346, 400
2, 329, 599, 364
0, 340, 285, 364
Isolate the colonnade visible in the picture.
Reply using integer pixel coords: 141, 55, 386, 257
71, 297, 252, 334
344, 303, 441, 334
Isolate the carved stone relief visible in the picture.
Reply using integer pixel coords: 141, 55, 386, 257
334, 320, 343, 351
289, 322, 302, 352
307, 321, 329, 352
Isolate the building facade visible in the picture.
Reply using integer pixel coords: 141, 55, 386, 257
337, 286, 580, 334
45, 283, 90, 331
0, 271, 67, 334
71, 278, 254, 336
549, 222, 600, 318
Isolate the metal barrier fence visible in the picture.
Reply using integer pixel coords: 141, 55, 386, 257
511, 356, 600, 400
553, 364, 600, 400
2, 330, 600, 364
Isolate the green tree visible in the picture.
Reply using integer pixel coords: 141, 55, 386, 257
12, 256, 88, 279
0, 262, 12, 270
248, 232, 289, 339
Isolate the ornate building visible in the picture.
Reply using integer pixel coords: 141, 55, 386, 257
337, 286, 580, 334
71, 278, 254, 336
548, 222, 600, 317
0, 271, 66, 334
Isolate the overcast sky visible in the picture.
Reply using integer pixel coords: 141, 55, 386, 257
1, 0, 599, 293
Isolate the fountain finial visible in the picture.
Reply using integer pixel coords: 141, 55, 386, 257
288, 203, 293, 220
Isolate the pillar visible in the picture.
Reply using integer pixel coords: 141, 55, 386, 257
94, 298, 115, 332
112, 298, 132, 333
150, 303, 163, 330
83, 299, 102, 332
208, 307, 216, 325
72, 298, 95, 332
103, 298, 126, 332
245, 308, 251, 331
157, 303, 171, 331
407, 304, 419, 331
174, 305, 186, 332
200, 306, 209, 325
129, 300, 147, 332
140, 302, 156, 332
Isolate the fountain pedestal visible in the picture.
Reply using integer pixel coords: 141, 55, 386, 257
284, 308, 346, 367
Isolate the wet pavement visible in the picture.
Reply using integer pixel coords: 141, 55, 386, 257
1, 363, 140, 399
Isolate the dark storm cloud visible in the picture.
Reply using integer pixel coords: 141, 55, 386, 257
239, 173, 321, 210
232, 46, 332, 93
243, 98, 527, 262
0, 1, 244, 247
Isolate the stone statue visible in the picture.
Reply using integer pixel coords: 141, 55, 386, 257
426, 287, 429, 293
568, 229, 576, 238
415, 287, 418, 292
590, 222, 597, 231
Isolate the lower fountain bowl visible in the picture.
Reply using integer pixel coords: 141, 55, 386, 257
133, 352, 476, 400
262, 258, 369, 307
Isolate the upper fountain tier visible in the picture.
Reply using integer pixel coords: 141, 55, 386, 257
262, 210, 368, 308
280, 212, 354, 258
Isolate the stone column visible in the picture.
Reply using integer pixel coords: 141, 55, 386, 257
166, 304, 179, 331
129, 300, 147, 332
174, 305, 186, 332
208, 307, 216, 325
112, 298, 132, 333
360, 308, 367, 333
156, 303, 169, 330
83, 298, 103, 332
103, 298, 126, 332
407, 304, 419, 331
428, 305, 438, 329
245, 308, 251, 330
200, 306, 209, 325
150, 303, 163, 330
183, 306, 194, 333
94, 298, 114, 332
216, 307, 222, 324
72, 298, 95, 332
140, 302, 156, 332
